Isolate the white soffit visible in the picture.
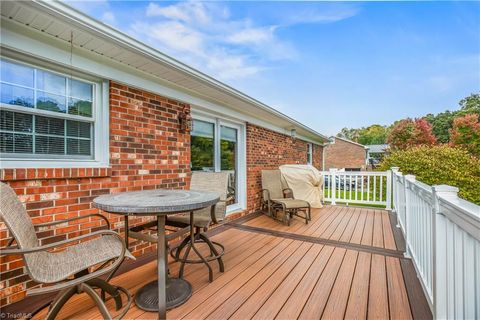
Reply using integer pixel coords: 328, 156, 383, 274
0, 0, 329, 144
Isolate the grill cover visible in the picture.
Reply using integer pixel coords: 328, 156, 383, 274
279, 164, 324, 208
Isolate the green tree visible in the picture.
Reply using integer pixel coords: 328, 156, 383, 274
449, 114, 480, 157
458, 93, 480, 117
337, 127, 360, 141
380, 145, 480, 204
357, 125, 389, 145
424, 111, 455, 143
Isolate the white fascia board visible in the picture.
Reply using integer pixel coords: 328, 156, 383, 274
1, 20, 323, 145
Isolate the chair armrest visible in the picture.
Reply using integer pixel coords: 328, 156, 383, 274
261, 189, 271, 201
33, 213, 110, 230
1, 230, 123, 255
283, 188, 294, 198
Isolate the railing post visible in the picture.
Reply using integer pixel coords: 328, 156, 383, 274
330, 168, 337, 205
404, 174, 415, 258
390, 167, 399, 213
386, 169, 393, 211
431, 184, 459, 320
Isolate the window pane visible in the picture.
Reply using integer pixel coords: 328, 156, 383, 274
70, 79, 92, 101
1, 60, 34, 87
0, 133, 33, 154
68, 98, 92, 117
37, 91, 66, 113
0, 132, 13, 153
192, 119, 214, 138
35, 116, 64, 136
14, 113, 33, 133
191, 120, 214, 171
0, 110, 14, 131
67, 120, 91, 138
35, 135, 64, 154
14, 134, 33, 153
36, 70, 66, 96
67, 138, 91, 155
1, 83, 34, 108
221, 126, 237, 204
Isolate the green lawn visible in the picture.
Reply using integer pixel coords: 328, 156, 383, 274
323, 188, 387, 208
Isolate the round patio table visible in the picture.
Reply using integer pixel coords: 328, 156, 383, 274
93, 189, 220, 320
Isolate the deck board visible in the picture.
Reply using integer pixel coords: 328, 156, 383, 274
30, 205, 426, 320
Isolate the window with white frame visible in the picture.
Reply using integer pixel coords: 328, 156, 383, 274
190, 115, 246, 213
0, 57, 108, 167
307, 143, 313, 165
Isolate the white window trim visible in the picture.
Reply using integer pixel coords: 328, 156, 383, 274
191, 110, 247, 214
0, 55, 109, 169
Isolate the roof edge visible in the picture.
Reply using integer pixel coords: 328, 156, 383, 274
28, 0, 329, 143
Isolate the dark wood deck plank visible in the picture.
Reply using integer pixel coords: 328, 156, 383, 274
386, 257, 413, 320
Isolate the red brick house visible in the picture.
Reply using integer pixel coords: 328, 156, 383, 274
0, 1, 329, 306
323, 136, 368, 171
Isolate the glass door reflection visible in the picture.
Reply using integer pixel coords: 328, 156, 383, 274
220, 125, 237, 205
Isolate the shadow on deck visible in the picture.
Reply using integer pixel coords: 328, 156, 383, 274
32, 206, 432, 319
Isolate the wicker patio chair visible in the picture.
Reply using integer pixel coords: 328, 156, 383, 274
261, 170, 311, 226
167, 171, 232, 282
0, 182, 134, 320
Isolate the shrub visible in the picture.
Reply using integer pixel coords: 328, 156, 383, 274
379, 145, 480, 204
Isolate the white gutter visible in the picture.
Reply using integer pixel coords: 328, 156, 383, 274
28, 0, 329, 143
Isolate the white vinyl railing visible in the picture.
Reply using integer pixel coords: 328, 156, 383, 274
324, 167, 480, 318
321, 169, 391, 209
391, 168, 480, 319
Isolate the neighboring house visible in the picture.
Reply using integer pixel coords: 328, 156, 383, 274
323, 136, 368, 171
0, 1, 329, 305
366, 144, 389, 167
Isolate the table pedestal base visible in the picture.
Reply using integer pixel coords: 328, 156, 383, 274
135, 278, 192, 312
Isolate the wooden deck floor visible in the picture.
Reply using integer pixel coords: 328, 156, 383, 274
32, 206, 431, 319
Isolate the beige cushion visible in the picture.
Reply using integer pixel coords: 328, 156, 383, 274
271, 198, 310, 209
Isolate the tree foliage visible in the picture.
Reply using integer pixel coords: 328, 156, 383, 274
449, 114, 480, 157
387, 118, 436, 150
380, 145, 480, 204
337, 125, 389, 145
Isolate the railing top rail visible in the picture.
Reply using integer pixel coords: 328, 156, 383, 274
320, 171, 388, 176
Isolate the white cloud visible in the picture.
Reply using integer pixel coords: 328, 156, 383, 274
227, 26, 276, 45
286, 4, 360, 25
126, 1, 359, 81
146, 2, 211, 25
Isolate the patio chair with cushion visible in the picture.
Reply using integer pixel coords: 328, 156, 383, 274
167, 171, 232, 282
261, 169, 311, 226
0, 182, 134, 320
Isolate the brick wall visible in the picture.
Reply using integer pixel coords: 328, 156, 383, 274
0, 81, 191, 306
245, 124, 323, 213
324, 137, 366, 170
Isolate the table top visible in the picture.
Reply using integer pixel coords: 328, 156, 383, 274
92, 189, 220, 215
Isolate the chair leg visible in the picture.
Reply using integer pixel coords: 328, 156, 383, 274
199, 232, 225, 273
188, 225, 214, 282
81, 283, 112, 320
46, 286, 77, 320
87, 278, 123, 311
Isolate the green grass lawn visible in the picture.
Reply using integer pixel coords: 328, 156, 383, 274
323, 188, 387, 208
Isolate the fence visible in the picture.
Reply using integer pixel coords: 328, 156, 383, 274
321, 169, 391, 209
323, 167, 480, 319
391, 168, 480, 319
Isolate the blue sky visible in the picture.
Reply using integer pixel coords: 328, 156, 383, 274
68, 1, 480, 135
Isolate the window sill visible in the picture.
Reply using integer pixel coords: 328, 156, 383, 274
0, 167, 111, 181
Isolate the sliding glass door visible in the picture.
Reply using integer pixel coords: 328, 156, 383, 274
190, 116, 245, 211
